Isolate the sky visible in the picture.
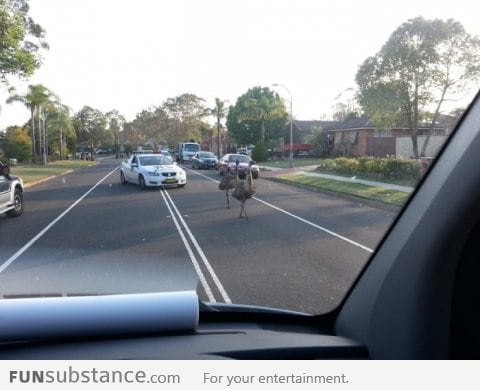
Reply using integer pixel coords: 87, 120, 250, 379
1, 0, 480, 130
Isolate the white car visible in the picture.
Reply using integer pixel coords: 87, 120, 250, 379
120, 154, 186, 189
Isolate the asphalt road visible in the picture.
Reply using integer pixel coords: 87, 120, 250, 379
0, 159, 396, 314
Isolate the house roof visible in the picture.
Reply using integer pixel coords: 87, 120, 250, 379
328, 116, 374, 130
292, 117, 374, 132
292, 113, 454, 133
292, 120, 339, 132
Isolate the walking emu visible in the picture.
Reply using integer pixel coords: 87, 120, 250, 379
218, 170, 236, 208
232, 161, 256, 221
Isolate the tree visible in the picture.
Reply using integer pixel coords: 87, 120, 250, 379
305, 125, 330, 157
45, 103, 74, 160
7, 84, 53, 163
162, 93, 209, 143
332, 88, 361, 121
3, 125, 31, 162
226, 86, 288, 146
106, 110, 125, 158
128, 106, 170, 149
0, 0, 48, 90
211, 98, 228, 156
356, 17, 480, 158
74, 106, 110, 152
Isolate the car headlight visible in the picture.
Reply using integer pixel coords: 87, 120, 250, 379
177, 170, 186, 177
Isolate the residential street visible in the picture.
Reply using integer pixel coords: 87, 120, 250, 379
0, 159, 396, 314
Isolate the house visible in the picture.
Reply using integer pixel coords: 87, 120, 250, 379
286, 115, 452, 158
289, 117, 377, 157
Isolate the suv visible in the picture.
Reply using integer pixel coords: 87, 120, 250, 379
0, 164, 24, 218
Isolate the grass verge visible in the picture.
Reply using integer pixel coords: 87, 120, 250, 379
275, 173, 410, 208
10, 160, 98, 184
261, 158, 324, 169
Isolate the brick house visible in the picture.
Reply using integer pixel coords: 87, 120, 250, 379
288, 115, 453, 158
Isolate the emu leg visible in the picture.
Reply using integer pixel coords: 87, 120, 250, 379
226, 191, 230, 209
239, 200, 249, 221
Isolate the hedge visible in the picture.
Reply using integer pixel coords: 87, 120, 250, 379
319, 156, 421, 181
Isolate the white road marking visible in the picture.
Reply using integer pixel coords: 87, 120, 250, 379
0, 166, 121, 274
160, 191, 216, 303
187, 168, 374, 254
162, 189, 232, 304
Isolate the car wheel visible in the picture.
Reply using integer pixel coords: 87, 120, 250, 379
139, 175, 146, 190
6, 188, 24, 217
120, 171, 127, 184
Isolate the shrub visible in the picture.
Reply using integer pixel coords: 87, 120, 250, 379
319, 156, 421, 181
252, 141, 268, 162
332, 157, 360, 175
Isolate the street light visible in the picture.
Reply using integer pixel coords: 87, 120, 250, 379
272, 83, 293, 168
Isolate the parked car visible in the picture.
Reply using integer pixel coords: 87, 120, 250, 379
191, 151, 218, 169
218, 153, 259, 179
0, 163, 24, 218
120, 153, 186, 188
236, 147, 248, 155
160, 150, 174, 163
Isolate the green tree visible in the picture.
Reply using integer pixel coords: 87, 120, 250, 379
356, 17, 480, 158
199, 122, 214, 151
3, 125, 31, 162
251, 140, 268, 162
226, 86, 288, 146
162, 93, 209, 143
129, 106, 170, 148
332, 88, 361, 121
7, 84, 53, 162
45, 103, 74, 160
211, 98, 228, 156
0, 0, 48, 90
74, 106, 110, 152
106, 109, 125, 158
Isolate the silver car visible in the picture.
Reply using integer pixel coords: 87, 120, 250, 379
0, 164, 24, 217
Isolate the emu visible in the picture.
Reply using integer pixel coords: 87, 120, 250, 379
218, 170, 236, 208
231, 161, 256, 221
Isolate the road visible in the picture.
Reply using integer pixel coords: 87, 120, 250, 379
0, 159, 396, 314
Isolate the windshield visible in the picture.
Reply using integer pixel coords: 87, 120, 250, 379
198, 152, 215, 159
0, 0, 479, 316
184, 144, 200, 152
139, 156, 171, 166
227, 155, 251, 163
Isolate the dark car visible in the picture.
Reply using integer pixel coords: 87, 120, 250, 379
218, 153, 259, 179
191, 151, 218, 169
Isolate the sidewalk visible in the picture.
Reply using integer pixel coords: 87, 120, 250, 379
259, 165, 414, 193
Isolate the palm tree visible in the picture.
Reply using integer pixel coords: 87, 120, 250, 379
45, 103, 74, 160
7, 84, 52, 163
211, 98, 228, 156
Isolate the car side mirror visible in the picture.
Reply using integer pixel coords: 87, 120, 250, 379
0, 165, 11, 175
